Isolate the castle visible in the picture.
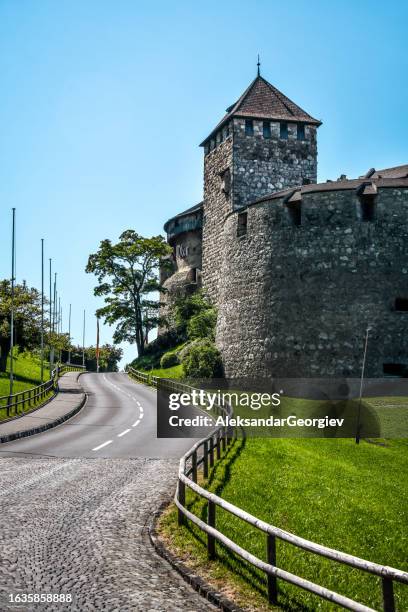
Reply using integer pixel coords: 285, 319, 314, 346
161, 70, 408, 378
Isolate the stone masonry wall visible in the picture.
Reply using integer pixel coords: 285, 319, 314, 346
160, 229, 202, 330
216, 187, 408, 378
232, 119, 317, 209
202, 136, 233, 303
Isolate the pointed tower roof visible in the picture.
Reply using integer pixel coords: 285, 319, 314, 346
200, 75, 321, 146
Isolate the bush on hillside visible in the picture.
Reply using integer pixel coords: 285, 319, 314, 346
160, 351, 180, 369
187, 308, 217, 341
181, 339, 223, 378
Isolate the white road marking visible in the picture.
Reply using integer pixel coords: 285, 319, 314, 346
132, 419, 141, 427
117, 429, 131, 437
92, 440, 113, 451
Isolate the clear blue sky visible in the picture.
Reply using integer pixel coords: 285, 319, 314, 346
0, 0, 407, 367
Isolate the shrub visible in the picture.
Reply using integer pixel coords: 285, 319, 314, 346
172, 291, 213, 335
160, 351, 180, 369
187, 308, 217, 341
181, 339, 223, 378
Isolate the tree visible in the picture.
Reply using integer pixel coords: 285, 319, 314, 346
0, 280, 44, 372
68, 344, 123, 372
86, 231, 172, 358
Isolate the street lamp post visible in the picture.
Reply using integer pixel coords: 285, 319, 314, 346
356, 325, 371, 444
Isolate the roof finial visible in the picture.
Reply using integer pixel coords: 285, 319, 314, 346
257, 54, 261, 77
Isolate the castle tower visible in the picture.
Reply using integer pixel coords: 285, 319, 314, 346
200, 70, 321, 302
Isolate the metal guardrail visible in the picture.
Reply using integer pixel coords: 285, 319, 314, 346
0, 363, 86, 418
127, 366, 408, 611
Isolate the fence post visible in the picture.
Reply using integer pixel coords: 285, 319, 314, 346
192, 450, 198, 483
216, 430, 221, 460
382, 577, 395, 612
207, 500, 216, 560
177, 479, 186, 527
209, 435, 214, 467
267, 534, 278, 605
203, 439, 209, 479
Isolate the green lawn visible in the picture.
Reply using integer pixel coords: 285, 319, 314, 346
148, 364, 183, 379
159, 438, 408, 611
0, 351, 52, 419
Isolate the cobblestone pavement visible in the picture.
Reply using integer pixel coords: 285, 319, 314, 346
0, 457, 216, 611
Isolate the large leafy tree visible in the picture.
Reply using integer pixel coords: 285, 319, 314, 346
86, 230, 172, 358
0, 280, 44, 371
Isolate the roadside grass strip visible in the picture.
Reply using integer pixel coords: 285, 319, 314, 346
159, 437, 408, 611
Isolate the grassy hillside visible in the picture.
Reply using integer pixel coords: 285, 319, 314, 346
0, 350, 51, 397
160, 438, 408, 611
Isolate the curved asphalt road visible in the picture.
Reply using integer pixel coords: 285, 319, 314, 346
0, 374, 217, 611
0, 372, 198, 459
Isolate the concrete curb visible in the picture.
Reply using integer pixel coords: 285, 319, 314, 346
0, 372, 87, 444
147, 500, 244, 612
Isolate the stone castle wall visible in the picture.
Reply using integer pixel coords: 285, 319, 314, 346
232, 119, 317, 209
202, 136, 233, 303
160, 229, 202, 329
216, 187, 408, 378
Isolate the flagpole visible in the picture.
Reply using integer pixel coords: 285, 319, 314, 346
68, 304, 72, 364
9, 208, 16, 397
82, 310, 86, 368
49, 258, 52, 371
96, 316, 100, 373
40, 238, 44, 383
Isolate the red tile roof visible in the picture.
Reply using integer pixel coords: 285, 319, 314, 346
200, 76, 321, 145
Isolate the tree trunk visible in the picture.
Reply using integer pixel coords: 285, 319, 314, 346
0, 339, 9, 372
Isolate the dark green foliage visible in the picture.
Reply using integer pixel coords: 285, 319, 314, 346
182, 339, 223, 378
187, 308, 217, 341
130, 328, 185, 370
68, 344, 123, 372
160, 351, 179, 369
0, 280, 44, 372
86, 230, 172, 357
172, 291, 213, 336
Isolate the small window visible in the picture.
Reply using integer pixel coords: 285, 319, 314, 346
190, 268, 197, 283
226, 123, 230, 137
360, 195, 376, 222
383, 363, 407, 377
395, 298, 408, 311
280, 122, 288, 139
288, 203, 301, 226
297, 124, 305, 140
237, 211, 248, 237
263, 121, 271, 139
221, 168, 231, 195
210, 139, 215, 151
245, 120, 254, 136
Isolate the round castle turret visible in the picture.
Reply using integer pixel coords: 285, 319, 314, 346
216, 167, 408, 378
160, 202, 203, 326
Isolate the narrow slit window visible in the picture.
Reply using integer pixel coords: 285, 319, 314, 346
191, 268, 197, 283
360, 195, 376, 221
237, 211, 248, 237
263, 121, 271, 138
288, 203, 301, 226
280, 122, 288, 139
395, 298, 408, 311
297, 124, 305, 140
245, 120, 254, 136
